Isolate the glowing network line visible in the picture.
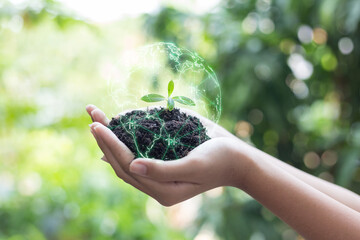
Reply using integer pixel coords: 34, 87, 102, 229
109, 108, 208, 160
107, 42, 221, 160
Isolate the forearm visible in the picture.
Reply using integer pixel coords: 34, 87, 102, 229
265, 151, 360, 212
234, 139, 360, 212
234, 149, 360, 239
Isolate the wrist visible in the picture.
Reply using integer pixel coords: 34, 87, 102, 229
227, 139, 259, 190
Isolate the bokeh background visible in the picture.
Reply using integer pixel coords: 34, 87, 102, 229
1, 0, 360, 239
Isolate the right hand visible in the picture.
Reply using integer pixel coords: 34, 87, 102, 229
125, 136, 253, 206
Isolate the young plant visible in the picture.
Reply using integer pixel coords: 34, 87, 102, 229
141, 80, 195, 111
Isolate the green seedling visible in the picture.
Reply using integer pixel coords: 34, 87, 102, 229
141, 80, 195, 111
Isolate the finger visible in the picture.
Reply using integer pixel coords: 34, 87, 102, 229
91, 124, 157, 199
86, 105, 110, 161
86, 104, 97, 122
92, 124, 135, 172
85, 104, 110, 126
129, 157, 201, 182
132, 175, 205, 206
91, 108, 110, 126
90, 127, 109, 163
91, 123, 143, 189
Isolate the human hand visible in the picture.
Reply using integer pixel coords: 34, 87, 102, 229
86, 104, 237, 162
127, 136, 254, 206
86, 105, 251, 206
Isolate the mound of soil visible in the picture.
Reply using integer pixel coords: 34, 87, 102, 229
108, 108, 210, 160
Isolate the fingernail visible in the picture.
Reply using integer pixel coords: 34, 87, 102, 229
91, 109, 97, 118
89, 122, 100, 128
130, 162, 147, 176
90, 128, 96, 137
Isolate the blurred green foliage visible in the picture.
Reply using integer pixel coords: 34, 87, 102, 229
0, 1, 186, 239
1, 0, 360, 239
144, 0, 360, 239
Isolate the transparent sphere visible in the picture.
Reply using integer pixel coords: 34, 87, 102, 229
107, 42, 222, 126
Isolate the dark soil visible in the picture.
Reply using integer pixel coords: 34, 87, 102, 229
108, 108, 210, 160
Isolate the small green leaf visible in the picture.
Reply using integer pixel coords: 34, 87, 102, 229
173, 96, 196, 106
168, 80, 174, 97
167, 97, 174, 111
141, 94, 166, 102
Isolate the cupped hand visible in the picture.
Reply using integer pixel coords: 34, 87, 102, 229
86, 104, 250, 206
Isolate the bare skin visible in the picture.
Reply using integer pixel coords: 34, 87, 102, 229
86, 104, 360, 239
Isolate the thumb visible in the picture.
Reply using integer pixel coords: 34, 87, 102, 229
129, 157, 200, 182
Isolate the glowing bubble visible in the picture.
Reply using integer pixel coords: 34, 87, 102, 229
106, 43, 221, 159
107, 42, 222, 125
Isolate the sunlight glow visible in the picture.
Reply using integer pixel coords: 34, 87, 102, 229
59, 0, 221, 23
59, 0, 161, 23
